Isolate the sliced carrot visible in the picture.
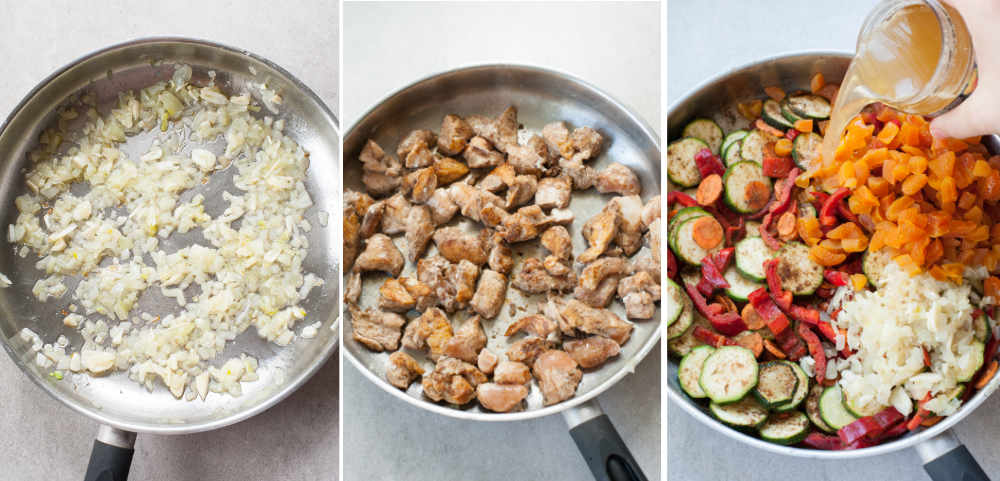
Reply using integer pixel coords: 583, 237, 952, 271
696, 174, 723, 206
734, 331, 764, 358
810, 73, 826, 94
755, 119, 786, 139
794, 119, 813, 133
741, 303, 767, 330
921, 416, 944, 427
764, 86, 786, 101
776, 211, 797, 238
975, 360, 998, 389
691, 216, 723, 250
763, 339, 787, 359
744, 181, 771, 212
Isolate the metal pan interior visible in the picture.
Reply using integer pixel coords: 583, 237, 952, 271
667, 51, 1000, 458
344, 64, 661, 421
0, 38, 340, 434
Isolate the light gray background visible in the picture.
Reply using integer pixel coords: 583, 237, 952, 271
343, 2, 660, 480
667, 1, 1000, 480
0, 1, 340, 480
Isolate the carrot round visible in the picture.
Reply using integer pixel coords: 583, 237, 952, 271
776, 211, 797, 237
696, 174, 723, 206
763, 338, 787, 359
744, 181, 770, 212
741, 303, 767, 330
974, 359, 998, 389
735, 331, 764, 358
691, 216, 723, 250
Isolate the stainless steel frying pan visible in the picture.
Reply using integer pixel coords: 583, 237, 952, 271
668, 52, 997, 481
0, 38, 340, 480
343, 64, 660, 481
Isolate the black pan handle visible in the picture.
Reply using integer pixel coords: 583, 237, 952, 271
83, 425, 136, 481
564, 400, 648, 481
916, 429, 991, 481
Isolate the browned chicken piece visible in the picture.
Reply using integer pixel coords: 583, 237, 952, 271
546, 208, 575, 226
505, 144, 546, 176
466, 114, 498, 145
344, 208, 361, 271
613, 195, 645, 255
488, 237, 515, 274
382, 193, 411, 235
479, 163, 517, 193
422, 356, 487, 405
362, 171, 402, 197
448, 182, 504, 223
647, 217, 661, 264
359, 200, 385, 239
477, 348, 499, 375
404, 205, 434, 263
532, 350, 583, 406
629, 250, 661, 279
512, 257, 577, 293
463, 136, 505, 169
558, 158, 597, 190
493, 360, 532, 385
437, 114, 475, 155
641, 194, 660, 230
378, 278, 416, 312
542, 296, 577, 336
417, 255, 450, 308
360, 140, 404, 196
433, 156, 470, 185
505, 175, 538, 210
527, 134, 556, 166
618, 271, 660, 300
494, 106, 519, 153
344, 270, 362, 305
500, 205, 543, 243
595, 162, 641, 196
618, 271, 660, 320
399, 276, 436, 311
579, 257, 628, 291
560, 299, 634, 345
443, 315, 487, 363
540, 225, 573, 260
432, 226, 489, 265
573, 275, 620, 308
401, 307, 453, 359
344, 189, 376, 213
470, 269, 507, 319
578, 202, 621, 263
354, 234, 404, 277
504, 313, 558, 339
404, 140, 435, 169
543, 256, 572, 277
397, 129, 437, 158
448, 260, 480, 312
506, 336, 556, 365
535, 177, 572, 209
568, 127, 604, 162
478, 204, 509, 229
476, 383, 529, 413
426, 188, 459, 225
349, 305, 406, 352
405, 167, 437, 204
541, 121, 570, 157
563, 336, 621, 369
386, 351, 425, 389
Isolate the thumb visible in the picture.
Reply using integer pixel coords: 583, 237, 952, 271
929, 93, 995, 139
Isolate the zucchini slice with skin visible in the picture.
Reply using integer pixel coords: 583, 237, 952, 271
792, 132, 822, 170
679, 345, 716, 399
862, 248, 894, 289
957, 341, 986, 382
671, 216, 723, 266
723, 161, 772, 214
753, 361, 799, 409
734, 236, 775, 282
666, 292, 694, 340
723, 140, 744, 166
666, 279, 686, 327
682, 118, 724, 154
762, 99, 794, 130
668, 206, 708, 234
773, 360, 810, 412
787, 94, 832, 120
710, 396, 769, 429
668, 314, 710, 357
780, 98, 807, 123
700, 346, 759, 404
776, 242, 824, 295
724, 266, 765, 302
806, 384, 836, 433
974, 314, 990, 343
740, 130, 768, 164
667, 138, 708, 188
722, 130, 749, 155
759, 411, 811, 445
820, 385, 859, 430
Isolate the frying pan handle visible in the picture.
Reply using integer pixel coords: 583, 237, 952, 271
83, 425, 136, 481
915, 429, 991, 481
563, 400, 648, 481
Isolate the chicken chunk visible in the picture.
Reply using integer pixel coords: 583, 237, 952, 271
569, 127, 603, 161
527, 134, 556, 167
447, 182, 504, 224
578, 202, 621, 263
362, 171, 402, 197
386, 351, 424, 389
647, 217, 661, 264
560, 299, 634, 345
349, 305, 406, 352
535, 177, 572, 209
398, 276, 436, 311
541, 121, 570, 156
437, 114, 475, 155
463, 136, 504, 169
360, 140, 403, 196
617, 271, 660, 319
505, 175, 538, 209
378, 278, 416, 312
494, 106, 519, 153
432, 226, 489, 265
405, 167, 438, 204
506, 336, 556, 365
466, 114, 498, 145
344, 208, 361, 272
470, 269, 507, 319
344, 271, 362, 305
542, 296, 577, 337
443, 315, 487, 363
397, 129, 437, 158
532, 350, 582, 406
506, 144, 546, 176
354, 234, 404, 277
595, 162, 641, 196
477, 348, 499, 375
433, 156, 470, 185
401, 307, 453, 359
629, 250, 660, 279
476, 383, 529, 413
488, 237, 514, 274
579, 257, 628, 291
573, 275, 620, 308
422, 356, 487, 405
504, 314, 558, 339
500, 204, 553, 243
493, 361, 532, 385
613, 195, 645, 255
426, 188, 459, 225
404, 205, 434, 263
512, 257, 577, 294
540, 226, 572, 260
357, 200, 384, 239
641, 195, 660, 229
563, 336, 621, 369
479, 163, 516, 193
559, 158, 597, 190
448, 260, 480, 311
479, 204, 510, 229
543, 255, 573, 277
382, 193, 411, 235
403, 140, 435, 169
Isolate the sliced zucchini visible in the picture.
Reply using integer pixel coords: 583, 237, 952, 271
667, 138, 708, 188
792, 132, 822, 170
740, 130, 768, 164
679, 269, 702, 288
759, 411, 811, 445
744, 220, 762, 238
787, 94, 832, 120
844, 394, 882, 418
820, 385, 859, 430
700, 346, 759, 404
668, 314, 710, 357
762, 99, 794, 130
724, 266, 765, 302
974, 314, 990, 343
723, 140, 744, 166
723, 161, 771, 214
806, 384, 836, 433
666, 279, 686, 327
710, 396, 769, 429
668, 206, 708, 234
957, 341, 986, 383
776, 242, 824, 295
679, 345, 716, 399
666, 292, 694, 340
682, 118, 724, 154
734, 236, 775, 282
753, 361, 799, 409
671, 216, 723, 266
780, 98, 807, 123
863, 248, 894, 289
774, 360, 810, 412
722, 130, 749, 155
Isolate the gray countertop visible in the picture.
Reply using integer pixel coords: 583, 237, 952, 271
667, 1, 1000, 480
0, 1, 340, 480
342, 2, 661, 480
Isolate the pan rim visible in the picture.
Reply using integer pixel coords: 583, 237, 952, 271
0, 36, 341, 435
343, 62, 662, 422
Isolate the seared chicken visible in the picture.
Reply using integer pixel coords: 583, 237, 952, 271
506, 336, 556, 365
540, 226, 573, 260
448, 260, 480, 311
443, 315, 487, 363
479, 163, 517, 193
613, 195, 645, 256
567, 127, 603, 162
541, 122, 570, 157
573, 275, 620, 308
437, 114, 475, 156
349, 305, 406, 352
505, 175, 538, 210
617, 271, 660, 319
404, 205, 434, 263
344, 270, 362, 305
579, 257, 628, 291
641, 194, 660, 229
378, 278, 416, 312
344, 208, 361, 272
488, 236, 515, 274
360, 140, 403, 195
506, 144, 546, 176
470, 269, 507, 319
354, 234, 404, 277
433, 156, 470, 185
359, 200, 384, 239
564, 336, 621, 369
426, 188, 459, 225
405, 167, 438, 204
512, 257, 577, 293
476, 383, 529, 413
504, 313, 558, 339
494, 106, 519, 153
578, 202, 621, 263
560, 299, 633, 345
422, 356, 487, 405
401, 307, 453, 359
396, 129, 437, 159
432, 226, 489, 265
558, 158, 597, 190
403, 140, 435, 169
382, 193, 411, 235
477, 348, 499, 375
532, 350, 582, 406
595, 162, 641, 196
463, 136, 504, 169
493, 360, 532, 385
535, 177, 572, 209
386, 351, 424, 389
399, 276, 436, 311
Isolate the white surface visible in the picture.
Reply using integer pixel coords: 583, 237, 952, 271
0, 1, 340, 480
343, 2, 661, 480
667, 1, 1000, 480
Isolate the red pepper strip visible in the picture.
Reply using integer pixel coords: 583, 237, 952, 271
713, 247, 735, 271
769, 167, 802, 216
683, 282, 748, 336
838, 416, 883, 446
764, 258, 821, 325
817, 321, 852, 358
724, 216, 745, 246
748, 288, 791, 336
798, 322, 827, 383
667, 191, 698, 208
868, 407, 905, 439
820, 187, 850, 227
788, 305, 821, 325
824, 270, 850, 286
746, 199, 773, 219
801, 432, 842, 450
777, 329, 807, 360
697, 249, 734, 295
667, 249, 678, 280
785, 128, 800, 141
762, 155, 794, 178
693, 325, 736, 348
759, 213, 783, 250
838, 200, 859, 224
906, 393, 934, 431
811, 190, 829, 214
694, 148, 726, 178
877, 420, 909, 442
842, 437, 876, 450
815, 286, 836, 299
840, 255, 864, 275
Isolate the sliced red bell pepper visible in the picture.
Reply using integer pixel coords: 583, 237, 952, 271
838, 416, 883, 446
693, 325, 736, 348
759, 212, 783, 250
667, 191, 698, 208
810, 190, 829, 214
869, 407, 905, 438
816, 321, 852, 358
777, 328, 807, 360
785, 128, 800, 141
724, 216, 745, 247
769, 167, 802, 216
801, 432, 842, 450
763, 259, 821, 324
683, 282, 748, 336
667, 249, 677, 280
842, 437, 876, 450
838, 200, 859, 224
798, 322, 827, 383
877, 420, 909, 442
820, 187, 850, 227
694, 148, 726, 178
748, 288, 791, 336
762, 155, 795, 178
697, 249, 734, 295
824, 270, 850, 286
